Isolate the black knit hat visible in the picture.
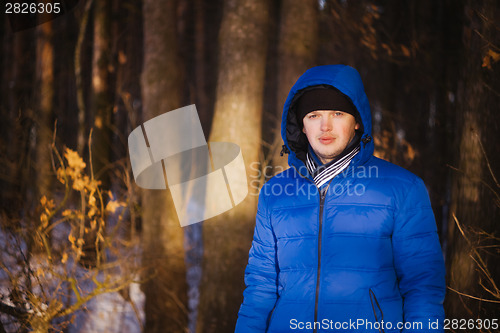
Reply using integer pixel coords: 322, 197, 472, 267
295, 87, 361, 128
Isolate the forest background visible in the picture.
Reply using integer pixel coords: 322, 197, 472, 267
0, 0, 499, 332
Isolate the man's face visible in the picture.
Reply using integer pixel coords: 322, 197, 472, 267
302, 110, 360, 164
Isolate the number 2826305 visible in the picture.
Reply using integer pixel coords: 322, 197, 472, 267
5, 2, 61, 14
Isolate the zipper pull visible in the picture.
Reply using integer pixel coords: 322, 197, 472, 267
319, 187, 328, 205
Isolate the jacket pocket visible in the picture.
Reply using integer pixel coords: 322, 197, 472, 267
369, 288, 386, 333
369, 289, 403, 333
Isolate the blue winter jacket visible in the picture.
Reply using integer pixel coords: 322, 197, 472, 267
235, 65, 446, 332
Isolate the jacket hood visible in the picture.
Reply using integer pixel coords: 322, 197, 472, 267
281, 65, 373, 175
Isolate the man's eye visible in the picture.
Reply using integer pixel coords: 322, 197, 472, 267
334, 112, 344, 116
308, 114, 317, 119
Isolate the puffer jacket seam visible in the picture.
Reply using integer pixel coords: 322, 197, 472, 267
270, 203, 317, 212
280, 268, 316, 272
395, 177, 420, 213
393, 231, 438, 241
323, 203, 394, 209
251, 237, 275, 247
323, 296, 401, 304
324, 233, 391, 239
277, 235, 316, 240
322, 266, 394, 272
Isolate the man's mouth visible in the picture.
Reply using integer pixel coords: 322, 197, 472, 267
319, 136, 334, 144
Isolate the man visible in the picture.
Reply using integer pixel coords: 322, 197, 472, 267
235, 65, 445, 332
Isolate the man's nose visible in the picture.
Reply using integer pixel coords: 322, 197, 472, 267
320, 117, 332, 131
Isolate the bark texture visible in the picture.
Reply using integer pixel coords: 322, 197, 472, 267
446, 0, 500, 321
90, 0, 113, 184
141, 0, 188, 332
35, 20, 54, 202
196, 0, 270, 332
271, 0, 319, 170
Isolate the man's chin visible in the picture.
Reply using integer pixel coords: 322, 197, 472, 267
316, 151, 341, 164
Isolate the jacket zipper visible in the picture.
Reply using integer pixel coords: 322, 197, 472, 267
290, 154, 360, 332
313, 186, 328, 333
290, 165, 334, 333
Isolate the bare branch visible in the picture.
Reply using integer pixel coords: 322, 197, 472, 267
474, 132, 499, 188
454, 214, 500, 293
447, 165, 500, 204
447, 286, 500, 304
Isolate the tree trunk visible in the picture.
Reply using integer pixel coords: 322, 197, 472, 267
75, 0, 93, 156
196, 0, 270, 332
0, 17, 35, 215
192, 0, 210, 128
34, 20, 54, 205
141, 0, 188, 332
445, 0, 500, 321
271, 0, 319, 170
90, 0, 113, 184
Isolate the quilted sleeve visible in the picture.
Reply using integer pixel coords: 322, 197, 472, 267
234, 188, 279, 332
392, 177, 446, 333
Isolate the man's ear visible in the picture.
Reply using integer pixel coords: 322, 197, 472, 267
355, 122, 360, 130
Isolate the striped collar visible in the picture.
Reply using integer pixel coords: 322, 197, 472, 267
306, 145, 360, 188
